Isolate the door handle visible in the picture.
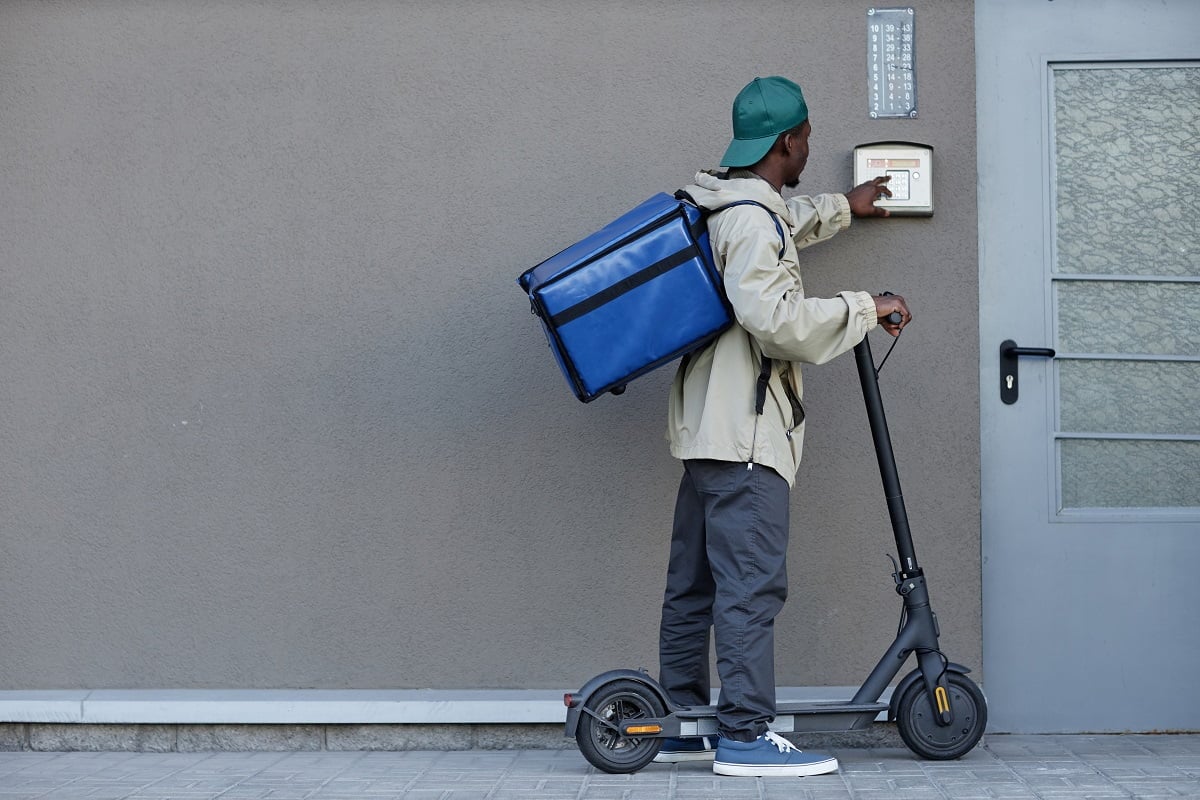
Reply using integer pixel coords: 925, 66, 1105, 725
1000, 340, 1056, 405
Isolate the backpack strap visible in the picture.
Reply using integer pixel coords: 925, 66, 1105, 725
675, 189, 788, 417
754, 352, 773, 415
675, 190, 787, 260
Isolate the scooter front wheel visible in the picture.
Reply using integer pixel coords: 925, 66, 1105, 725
895, 672, 987, 760
575, 679, 665, 774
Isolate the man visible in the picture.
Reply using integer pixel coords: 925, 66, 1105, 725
654, 76, 910, 777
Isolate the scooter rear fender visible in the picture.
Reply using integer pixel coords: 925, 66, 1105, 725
564, 669, 674, 738
888, 662, 973, 721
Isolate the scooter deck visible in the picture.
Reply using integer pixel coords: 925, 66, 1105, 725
672, 701, 888, 737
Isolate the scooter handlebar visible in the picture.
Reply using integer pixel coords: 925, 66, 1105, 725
878, 292, 904, 327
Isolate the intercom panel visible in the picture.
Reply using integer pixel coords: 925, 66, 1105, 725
853, 141, 933, 216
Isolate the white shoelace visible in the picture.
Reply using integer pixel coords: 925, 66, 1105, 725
764, 731, 799, 753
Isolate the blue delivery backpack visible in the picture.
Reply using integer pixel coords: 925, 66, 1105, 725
518, 190, 784, 402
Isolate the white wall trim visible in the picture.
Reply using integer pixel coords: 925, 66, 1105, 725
0, 687, 885, 725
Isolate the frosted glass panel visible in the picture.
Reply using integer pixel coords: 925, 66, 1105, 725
1057, 281, 1200, 356
1059, 360, 1200, 435
1054, 67, 1200, 277
1053, 65, 1200, 511
1061, 439, 1200, 508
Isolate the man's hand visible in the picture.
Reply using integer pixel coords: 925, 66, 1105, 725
873, 293, 911, 337
847, 176, 892, 218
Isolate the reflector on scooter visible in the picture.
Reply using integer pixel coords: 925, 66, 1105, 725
623, 724, 663, 735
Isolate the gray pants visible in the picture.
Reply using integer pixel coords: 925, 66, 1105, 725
658, 458, 790, 741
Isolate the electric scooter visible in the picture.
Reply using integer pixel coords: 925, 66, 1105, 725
562, 323, 987, 773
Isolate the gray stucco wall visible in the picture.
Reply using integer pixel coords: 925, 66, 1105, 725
0, 1, 977, 691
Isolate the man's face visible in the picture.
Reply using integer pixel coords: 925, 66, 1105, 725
784, 120, 812, 189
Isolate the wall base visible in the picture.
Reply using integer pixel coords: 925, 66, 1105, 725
0, 688, 902, 751
0, 723, 574, 752
0, 722, 903, 752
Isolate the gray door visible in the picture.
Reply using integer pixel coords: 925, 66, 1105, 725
978, 0, 1200, 732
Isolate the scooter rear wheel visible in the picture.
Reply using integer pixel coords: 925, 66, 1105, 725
575, 679, 665, 774
895, 672, 987, 760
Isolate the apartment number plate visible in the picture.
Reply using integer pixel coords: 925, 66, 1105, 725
868, 7, 917, 119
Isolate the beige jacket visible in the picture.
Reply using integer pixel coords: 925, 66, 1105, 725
667, 171, 878, 485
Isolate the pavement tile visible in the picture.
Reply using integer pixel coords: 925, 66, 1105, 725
0, 735, 1199, 798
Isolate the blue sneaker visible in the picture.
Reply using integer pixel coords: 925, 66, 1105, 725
653, 736, 716, 763
713, 732, 838, 777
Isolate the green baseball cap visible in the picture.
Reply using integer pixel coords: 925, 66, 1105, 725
720, 76, 809, 168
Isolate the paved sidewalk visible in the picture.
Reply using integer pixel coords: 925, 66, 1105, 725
0, 735, 1198, 799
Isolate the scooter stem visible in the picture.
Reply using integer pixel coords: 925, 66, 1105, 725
853, 336, 919, 575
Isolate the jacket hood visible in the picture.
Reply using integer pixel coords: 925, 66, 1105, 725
683, 170, 791, 219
